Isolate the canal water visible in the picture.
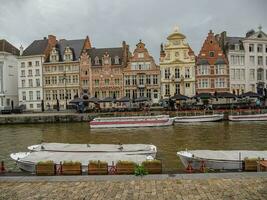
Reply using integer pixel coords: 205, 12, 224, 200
1, 122, 267, 173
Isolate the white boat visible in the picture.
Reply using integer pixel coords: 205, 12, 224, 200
177, 150, 267, 171
174, 114, 224, 123
229, 113, 267, 121
10, 151, 154, 173
27, 143, 157, 158
89, 115, 173, 128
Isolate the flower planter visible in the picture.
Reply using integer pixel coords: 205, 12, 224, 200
244, 158, 258, 171
116, 161, 136, 175
142, 160, 162, 174
62, 162, 82, 175
88, 161, 108, 175
36, 161, 55, 176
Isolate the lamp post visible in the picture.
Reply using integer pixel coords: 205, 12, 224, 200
63, 71, 67, 110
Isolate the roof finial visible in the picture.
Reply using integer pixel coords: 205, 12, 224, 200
173, 25, 179, 33
258, 25, 262, 31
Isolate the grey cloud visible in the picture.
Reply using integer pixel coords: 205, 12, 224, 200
0, 0, 266, 62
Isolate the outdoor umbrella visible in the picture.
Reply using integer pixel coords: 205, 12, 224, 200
99, 97, 116, 103
135, 96, 149, 102
116, 96, 131, 102
215, 92, 237, 98
193, 93, 213, 99
239, 91, 262, 98
69, 97, 84, 104
170, 94, 189, 101
88, 97, 99, 103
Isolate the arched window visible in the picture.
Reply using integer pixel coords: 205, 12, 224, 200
64, 47, 73, 61
95, 57, 99, 65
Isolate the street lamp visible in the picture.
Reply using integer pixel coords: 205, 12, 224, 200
63, 71, 67, 110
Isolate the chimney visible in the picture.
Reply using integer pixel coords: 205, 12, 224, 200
48, 35, 57, 47
160, 43, 165, 59
19, 45, 23, 56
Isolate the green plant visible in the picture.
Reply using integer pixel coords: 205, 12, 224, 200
142, 160, 161, 165
63, 161, 81, 165
37, 160, 54, 165
134, 164, 148, 176
117, 160, 136, 165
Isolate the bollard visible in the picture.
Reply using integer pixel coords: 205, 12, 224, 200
185, 161, 194, 173
0, 161, 5, 173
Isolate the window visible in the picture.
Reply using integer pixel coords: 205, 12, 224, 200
51, 76, 57, 84
175, 83, 180, 94
258, 56, 263, 65
115, 79, 120, 85
257, 44, 263, 53
21, 70, 25, 77
45, 77, 50, 85
249, 56, 255, 65
164, 68, 170, 79
21, 80, 25, 87
153, 90, 158, 99
215, 65, 224, 75
35, 69, 40, 76
240, 56, 245, 65
175, 68, 180, 79
66, 89, 71, 100
52, 90, 57, 100
198, 79, 209, 88
185, 83, 190, 88
146, 89, 151, 99
249, 44, 254, 52
209, 51, 215, 57
235, 69, 240, 80
126, 90, 131, 98
105, 79, 109, 85
139, 88, 144, 97
22, 91, 26, 100
230, 55, 234, 65
165, 84, 170, 96
139, 75, 144, 85
29, 104, 33, 109
146, 75, 151, 85
36, 79, 40, 87
36, 91, 41, 100
35, 61, 40, 66
28, 69, 32, 76
45, 92, 51, 100
28, 79, 33, 87
95, 80, 99, 86
257, 68, 264, 81
73, 75, 78, 83
21, 62, 25, 68
249, 69, 255, 81
185, 68, 190, 78
241, 69, 245, 80
59, 90, 64, 100
230, 69, 235, 80
215, 78, 225, 88
114, 56, 120, 64
28, 62, 32, 67
199, 65, 209, 75
95, 57, 100, 65
153, 75, 158, 85
138, 53, 144, 58
29, 91, 33, 100
132, 75, 137, 85
125, 76, 130, 86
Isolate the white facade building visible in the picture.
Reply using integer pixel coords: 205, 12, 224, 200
221, 27, 267, 95
18, 35, 56, 110
0, 40, 19, 109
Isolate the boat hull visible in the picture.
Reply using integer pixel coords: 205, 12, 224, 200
90, 118, 173, 128
229, 114, 267, 121
174, 114, 224, 123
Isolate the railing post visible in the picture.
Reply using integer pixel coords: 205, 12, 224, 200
0, 161, 5, 173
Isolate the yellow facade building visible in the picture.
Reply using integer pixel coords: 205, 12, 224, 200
160, 27, 196, 98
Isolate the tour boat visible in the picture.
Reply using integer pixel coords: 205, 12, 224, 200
10, 151, 154, 173
27, 143, 157, 158
173, 114, 224, 123
177, 150, 267, 171
228, 113, 267, 121
89, 115, 173, 128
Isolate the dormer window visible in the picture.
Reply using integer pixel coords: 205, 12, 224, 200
209, 51, 215, 57
138, 53, 144, 58
50, 47, 59, 62
235, 44, 240, 51
64, 47, 73, 61
95, 57, 100, 65
114, 56, 120, 64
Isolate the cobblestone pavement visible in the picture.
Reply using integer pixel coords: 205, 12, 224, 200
0, 174, 267, 200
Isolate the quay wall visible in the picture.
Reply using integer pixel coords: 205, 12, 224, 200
0, 109, 266, 124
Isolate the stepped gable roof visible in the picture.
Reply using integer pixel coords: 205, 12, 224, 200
57, 39, 85, 61
0, 39, 19, 55
87, 47, 123, 65
22, 39, 48, 56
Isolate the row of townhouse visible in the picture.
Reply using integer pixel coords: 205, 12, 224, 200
0, 26, 266, 111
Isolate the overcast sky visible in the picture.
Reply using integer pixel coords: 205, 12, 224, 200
0, 0, 266, 62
